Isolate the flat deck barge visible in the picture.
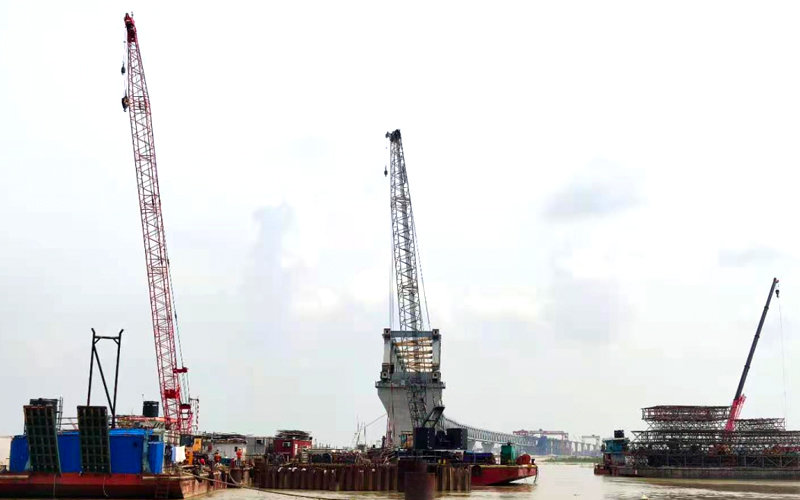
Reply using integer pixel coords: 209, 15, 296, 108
0, 471, 224, 498
471, 464, 537, 485
597, 465, 800, 480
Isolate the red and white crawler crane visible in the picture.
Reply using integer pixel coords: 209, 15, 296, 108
122, 13, 196, 435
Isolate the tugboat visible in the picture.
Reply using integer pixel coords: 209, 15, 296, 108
594, 430, 629, 475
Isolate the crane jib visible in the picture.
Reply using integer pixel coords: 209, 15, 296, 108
386, 129, 442, 431
123, 13, 194, 435
725, 277, 779, 432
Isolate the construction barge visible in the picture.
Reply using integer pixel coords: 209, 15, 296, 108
0, 403, 238, 498
596, 407, 800, 479
597, 278, 800, 479
0, 401, 486, 497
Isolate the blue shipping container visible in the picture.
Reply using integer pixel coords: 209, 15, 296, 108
11, 433, 82, 473
109, 431, 145, 474
57, 432, 81, 473
11, 429, 164, 475
9, 436, 28, 473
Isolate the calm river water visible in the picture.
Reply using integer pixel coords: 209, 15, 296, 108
211, 463, 800, 500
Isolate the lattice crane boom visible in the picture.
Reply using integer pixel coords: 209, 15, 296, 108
386, 129, 431, 429
724, 277, 779, 432
123, 13, 193, 434
387, 129, 424, 332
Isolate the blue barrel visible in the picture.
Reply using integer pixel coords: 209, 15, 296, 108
147, 441, 164, 474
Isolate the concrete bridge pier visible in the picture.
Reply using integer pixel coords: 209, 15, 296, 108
375, 329, 444, 446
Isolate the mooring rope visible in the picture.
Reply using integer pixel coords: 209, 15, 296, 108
183, 470, 332, 499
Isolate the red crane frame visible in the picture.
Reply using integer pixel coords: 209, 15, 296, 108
123, 13, 193, 434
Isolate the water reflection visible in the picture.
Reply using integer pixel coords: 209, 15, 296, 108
219, 463, 800, 500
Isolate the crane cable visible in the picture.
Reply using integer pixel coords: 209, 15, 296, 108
403, 165, 431, 330
353, 413, 387, 447
388, 178, 394, 331
387, 163, 397, 446
412, 214, 432, 331
120, 35, 192, 425
182, 470, 329, 499
121, 42, 128, 95
168, 258, 191, 404
385, 155, 396, 447
777, 288, 788, 421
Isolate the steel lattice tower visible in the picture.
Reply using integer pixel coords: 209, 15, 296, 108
387, 129, 424, 333
123, 13, 193, 434
386, 129, 430, 429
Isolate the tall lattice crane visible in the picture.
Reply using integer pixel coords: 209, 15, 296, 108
385, 129, 440, 431
122, 13, 194, 434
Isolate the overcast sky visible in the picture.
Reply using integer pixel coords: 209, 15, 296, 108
2, 1, 800, 446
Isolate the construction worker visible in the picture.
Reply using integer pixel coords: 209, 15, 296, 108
236, 447, 243, 465
213, 450, 221, 464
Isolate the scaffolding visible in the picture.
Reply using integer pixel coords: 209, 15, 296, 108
735, 418, 786, 432
630, 406, 800, 468
642, 405, 729, 430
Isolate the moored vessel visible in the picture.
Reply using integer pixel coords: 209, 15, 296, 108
0, 471, 223, 498
471, 464, 538, 486
0, 402, 229, 498
466, 444, 538, 486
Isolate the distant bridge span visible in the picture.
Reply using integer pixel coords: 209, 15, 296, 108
376, 328, 598, 455
443, 417, 538, 450
443, 417, 599, 455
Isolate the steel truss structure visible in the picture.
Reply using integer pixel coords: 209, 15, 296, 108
123, 13, 193, 434
385, 129, 435, 429
735, 418, 786, 432
444, 417, 539, 448
642, 405, 730, 427
631, 405, 800, 468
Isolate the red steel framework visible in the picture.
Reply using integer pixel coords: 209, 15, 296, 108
123, 13, 193, 434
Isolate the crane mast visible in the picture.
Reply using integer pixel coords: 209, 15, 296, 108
386, 129, 432, 430
387, 129, 424, 333
123, 13, 193, 434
